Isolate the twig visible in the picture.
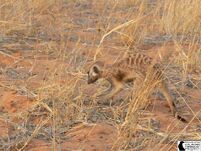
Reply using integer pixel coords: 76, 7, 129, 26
94, 15, 147, 61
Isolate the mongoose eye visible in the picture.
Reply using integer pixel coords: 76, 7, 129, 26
93, 66, 99, 73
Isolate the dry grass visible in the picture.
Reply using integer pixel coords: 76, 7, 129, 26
0, 0, 201, 150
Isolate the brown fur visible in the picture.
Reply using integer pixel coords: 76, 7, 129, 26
87, 52, 187, 122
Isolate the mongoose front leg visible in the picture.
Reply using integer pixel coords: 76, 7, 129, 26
101, 79, 123, 100
96, 81, 113, 97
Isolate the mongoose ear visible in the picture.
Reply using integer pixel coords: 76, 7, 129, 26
93, 65, 100, 73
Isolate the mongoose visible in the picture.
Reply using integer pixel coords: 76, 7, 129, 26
87, 52, 187, 122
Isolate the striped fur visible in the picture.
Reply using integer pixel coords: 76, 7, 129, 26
87, 52, 187, 122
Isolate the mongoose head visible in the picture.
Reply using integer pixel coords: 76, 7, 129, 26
87, 62, 102, 84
